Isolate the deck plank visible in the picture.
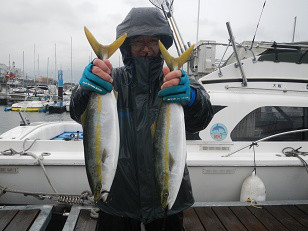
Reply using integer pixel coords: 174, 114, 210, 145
5, 209, 40, 231
0, 210, 18, 230
194, 207, 226, 231
296, 204, 308, 215
247, 206, 288, 231
212, 207, 246, 231
230, 206, 267, 231
281, 205, 308, 228
74, 209, 97, 231
265, 205, 306, 231
183, 208, 205, 231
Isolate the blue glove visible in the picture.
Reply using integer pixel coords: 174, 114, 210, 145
79, 62, 113, 94
158, 70, 191, 103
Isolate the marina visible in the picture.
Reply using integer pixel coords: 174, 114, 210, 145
1, 0, 308, 230
1, 40, 307, 205
1, 32, 308, 231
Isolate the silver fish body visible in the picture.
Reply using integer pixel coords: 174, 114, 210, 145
82, 92, 119, 201
153, 102, 187, 210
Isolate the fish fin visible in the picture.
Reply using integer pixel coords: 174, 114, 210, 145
84, 26, 126, 60
169, 152, 175, 171
159, 40, 194, 70
80, 110, 87, 126
150, 119, 157, 139
102, 148, 107, 163
113, 90, 118, 100
100, 191, 109, 202
107, 33, 127, 58
94, 183, 102, 201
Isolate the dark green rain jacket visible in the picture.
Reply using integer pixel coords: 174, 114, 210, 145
70, 7, 213, 223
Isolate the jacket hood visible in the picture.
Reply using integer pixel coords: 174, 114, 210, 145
116, 7, 173, 63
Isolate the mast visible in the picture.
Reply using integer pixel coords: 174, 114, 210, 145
23, 51, 25, 86
38, 54, 40, 80
55, 43, 57, 84
71, 36, 73, 88
34, 44, 36, 83
22, 51, 24, 77
196, 0, 200, 43
292, 16, 297, 42
47, 57, 49, 85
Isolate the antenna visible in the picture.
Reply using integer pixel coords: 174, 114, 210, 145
250, 1, 266, 50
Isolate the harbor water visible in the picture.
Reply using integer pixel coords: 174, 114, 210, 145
0, 106, 73, 135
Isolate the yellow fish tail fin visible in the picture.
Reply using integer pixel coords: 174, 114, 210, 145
107, 34, 127, 58
176, 45, 195, 69
159, 40, 194, 70
84, 26, 127, 60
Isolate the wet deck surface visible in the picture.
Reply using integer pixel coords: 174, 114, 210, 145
183, 204, 308, 231
0, 205, 53, 231
1, 204, 308, 230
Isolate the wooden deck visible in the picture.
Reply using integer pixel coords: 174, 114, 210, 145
183, 204, 308, 231
1, 203, 308, 230
0, 205, 53, 231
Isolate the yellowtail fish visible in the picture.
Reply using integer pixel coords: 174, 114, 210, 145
81, 27, 126, 201
153, 42, 194, 210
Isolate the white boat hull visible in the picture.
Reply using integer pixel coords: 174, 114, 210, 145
0, 130, 307, 205
1, 163, 307, 205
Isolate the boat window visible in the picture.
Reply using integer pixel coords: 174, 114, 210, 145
258, 50, 308, 64
231, 106, 308, 141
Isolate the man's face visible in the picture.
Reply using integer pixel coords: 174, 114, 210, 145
130, 36, 160, 57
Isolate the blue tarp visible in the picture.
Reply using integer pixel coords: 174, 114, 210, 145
52, 131, 83, 140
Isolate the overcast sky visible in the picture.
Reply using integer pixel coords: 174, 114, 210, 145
1, 0, 307, 83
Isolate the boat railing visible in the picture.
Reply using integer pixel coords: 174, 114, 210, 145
193, 39, 308, 80
224, 128, 308, 158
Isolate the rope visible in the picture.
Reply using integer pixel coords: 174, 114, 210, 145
0, 139, 57, 193
282, 147, 308, 173
249, 142, 259, 174
246, 198, 263, 209
223, 128, 308, 157
0, 185, 94, 205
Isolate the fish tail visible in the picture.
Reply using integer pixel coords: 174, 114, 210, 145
84, 26, 127, 60
158, 40, 194, 70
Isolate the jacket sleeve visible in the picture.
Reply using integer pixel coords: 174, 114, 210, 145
69, 85, 92, 123
183, 78, 214, 134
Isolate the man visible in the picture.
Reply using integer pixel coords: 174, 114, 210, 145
70, 7, 213, 231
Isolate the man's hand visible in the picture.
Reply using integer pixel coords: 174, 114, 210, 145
158, 66, 191, 103
79, 59, 113, 94
161, 66, 182, 89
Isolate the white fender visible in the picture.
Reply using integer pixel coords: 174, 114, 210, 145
240, 169, 266, 202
